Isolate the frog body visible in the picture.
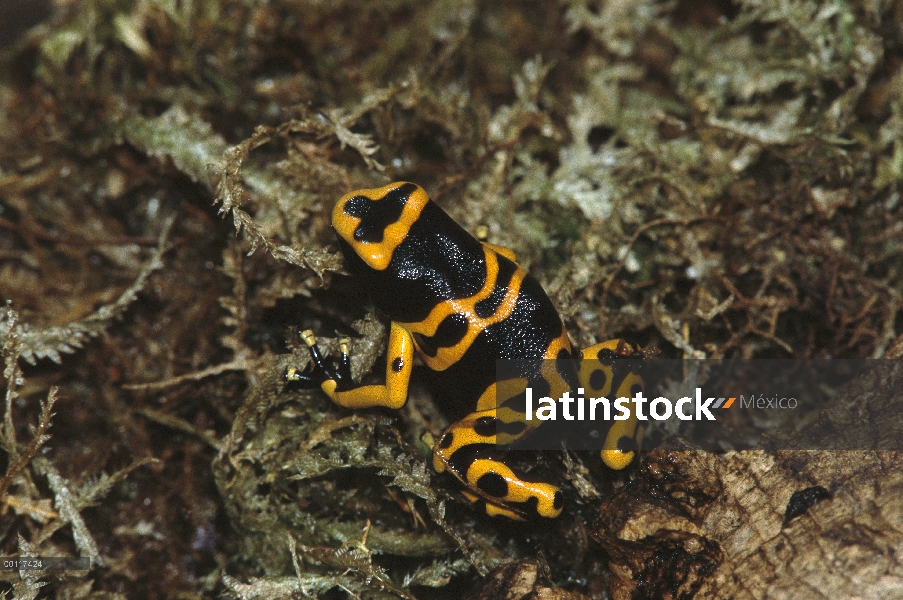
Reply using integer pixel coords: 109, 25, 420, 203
286, 182, 644, 519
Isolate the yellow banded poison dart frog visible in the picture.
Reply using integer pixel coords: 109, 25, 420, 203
285, 182, 646, 520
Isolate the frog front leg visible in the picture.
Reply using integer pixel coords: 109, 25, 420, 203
285, 322, 415, 410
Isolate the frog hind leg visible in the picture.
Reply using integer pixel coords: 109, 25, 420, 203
432, 409, 563, 519
460, 489, 528, 521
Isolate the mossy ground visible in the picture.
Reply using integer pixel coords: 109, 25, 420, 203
1, 1, 902, 598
